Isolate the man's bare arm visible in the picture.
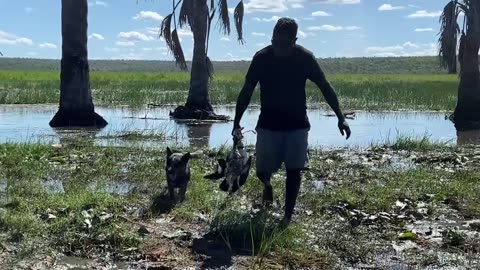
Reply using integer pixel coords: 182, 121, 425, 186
313, 76, 345, 121
233, 79, 256, 132
311, 69, 351, 139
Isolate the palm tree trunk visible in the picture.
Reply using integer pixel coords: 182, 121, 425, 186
49, 0, 107, 128
454, 26, 480, 131
184, 0, 213, 112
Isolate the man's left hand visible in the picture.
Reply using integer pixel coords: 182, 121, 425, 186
338, 120, 351, 140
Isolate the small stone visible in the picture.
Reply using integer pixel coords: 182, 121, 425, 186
469, 222, 480, 232
138, 226, 150, 235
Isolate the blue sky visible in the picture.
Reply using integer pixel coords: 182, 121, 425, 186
0, 0, 453, 60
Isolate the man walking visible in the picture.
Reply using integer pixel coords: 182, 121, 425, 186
232, 17, 351, 226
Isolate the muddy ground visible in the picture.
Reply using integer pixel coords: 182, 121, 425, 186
0, 141, 479, 270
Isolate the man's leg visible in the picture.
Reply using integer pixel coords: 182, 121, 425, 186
284, 169, 302, 223
255, 128, 283, 207
257, 171, 273, 206
283, 128, 309, 224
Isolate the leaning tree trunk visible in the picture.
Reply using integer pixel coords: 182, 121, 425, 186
185, 0, 212, 112
49, 0, 107, 128
453, 27, 480, 131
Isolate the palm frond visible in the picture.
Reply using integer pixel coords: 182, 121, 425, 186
160, 14, 174, 51
234, 0, 245, 44
206, 8, 216, 54
458, 31, 466, 75
0, 51, 3, 56
206, 56, 214, 79
179, 0, 193, 28
438, 0, 460, 74
210, 0, 215, 11
171, 29, 188, 71
217, 0, 230, 35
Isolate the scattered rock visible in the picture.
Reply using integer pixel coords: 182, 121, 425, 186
138, 226, 150, 235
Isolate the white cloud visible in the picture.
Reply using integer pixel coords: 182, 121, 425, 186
0, 31, 34, 45
142, 47, 153, 51
118, 31, 154, 42
25, 6, 34, 13
311, 11, 332, 16
252, 16, 280, 22
308, 0, 360, 4
133, 11, 164, 22
145, 27, 159, 35
365, 42, 437, 57
104, 46, 120, 52
116, 41, 136, 47
220, 37, 231, 42
407, 10, 441, 18
177, 29, 193, 37
88, 1, 108, 7
308, 25, 361, 31
244, 0, 288, 13
88, 33, 105, 40
252, 32, 267, 36
39, 43, 57, 49
243, 0, 358, 13
297, 29, 315, 38
378, 4, 404, 11
402, 41, 419, 49
415, 28, 434, 32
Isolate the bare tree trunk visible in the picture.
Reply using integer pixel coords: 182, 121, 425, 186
185, 0, 213, 112
50, 0, 107, 128
453, 22, 480, 131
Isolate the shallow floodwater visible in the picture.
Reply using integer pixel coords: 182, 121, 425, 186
0, 105, 456, 148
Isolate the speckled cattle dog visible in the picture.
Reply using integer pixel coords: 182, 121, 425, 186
165, 147, 191, 203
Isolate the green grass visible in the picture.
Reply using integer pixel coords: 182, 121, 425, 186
379, 132, 452, 151
1, 141, 480, 268
0, 71, 458, 110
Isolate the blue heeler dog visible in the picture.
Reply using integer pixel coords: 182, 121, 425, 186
165, 147, 191, 203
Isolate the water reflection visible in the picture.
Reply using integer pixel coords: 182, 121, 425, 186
181, 121, 213, 149
0, 105, 460, 148
52, 127, 101, 147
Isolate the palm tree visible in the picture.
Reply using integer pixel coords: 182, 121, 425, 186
49, 0, 107, 128
160, 0, 245, 120
439, 0, 480, 132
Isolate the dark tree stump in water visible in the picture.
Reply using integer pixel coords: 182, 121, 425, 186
49, 109, 108, 128
169, 105, 230, 121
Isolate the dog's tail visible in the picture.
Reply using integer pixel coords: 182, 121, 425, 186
204, 159, 227, 180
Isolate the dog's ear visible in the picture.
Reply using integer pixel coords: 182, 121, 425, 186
181, 152, 191, 163
166, 147, 172, 157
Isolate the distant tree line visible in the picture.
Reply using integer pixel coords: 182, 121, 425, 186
0, 56, 451, 74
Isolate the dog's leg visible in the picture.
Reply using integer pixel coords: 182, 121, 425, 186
167, 183, 176, 203
179, 184, 187, 203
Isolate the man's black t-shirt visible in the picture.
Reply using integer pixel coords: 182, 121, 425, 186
246, 44, 329, 131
